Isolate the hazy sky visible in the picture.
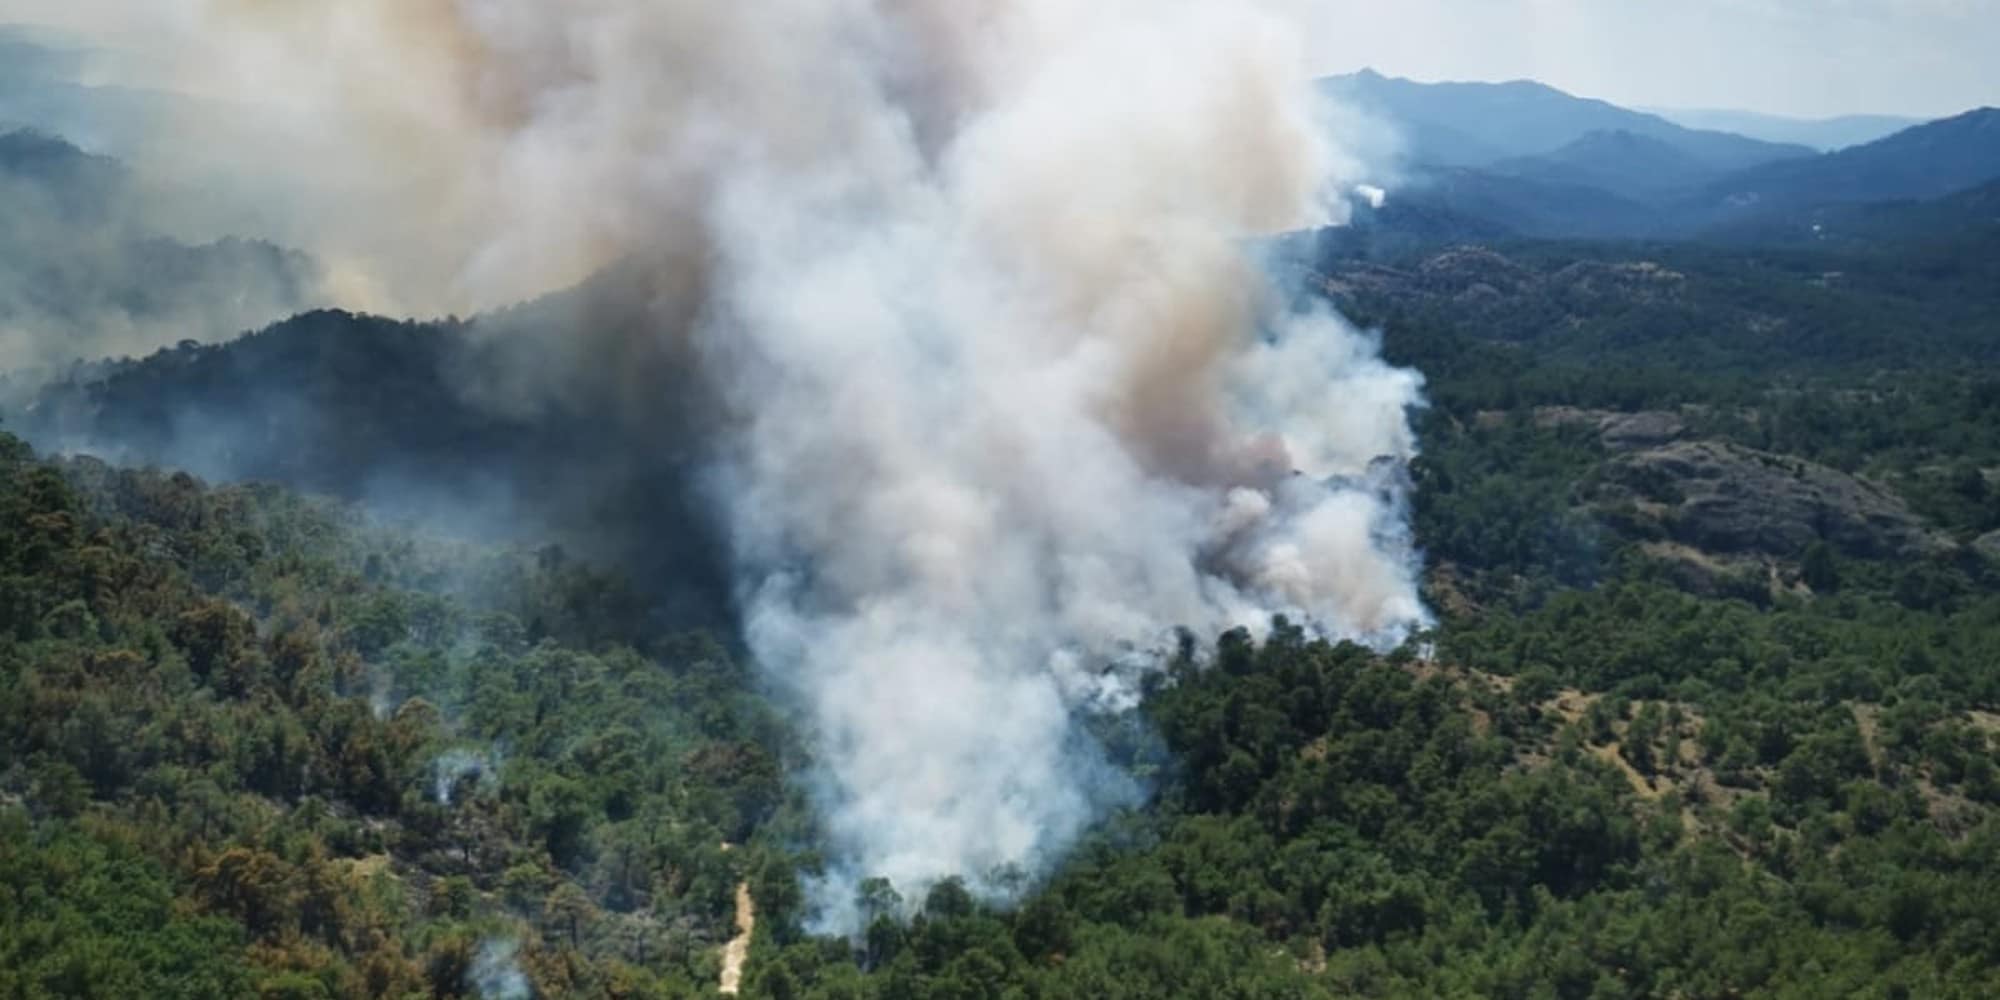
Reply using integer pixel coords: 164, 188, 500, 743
5, 0, 1997, 120
1302, 0, 1999, 118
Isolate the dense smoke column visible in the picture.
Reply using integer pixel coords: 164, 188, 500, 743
123, 0, 1431, 928
684, 4, 1429, 924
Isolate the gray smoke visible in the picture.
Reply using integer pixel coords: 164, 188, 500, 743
27, 0, 1430, 928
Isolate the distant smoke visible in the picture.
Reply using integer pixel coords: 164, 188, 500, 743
468, 938, 531, 1000
40, 0, 1429, 929
0, 127, 320, 371
432, 746, 499, 806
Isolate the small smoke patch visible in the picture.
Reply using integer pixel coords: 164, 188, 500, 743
432, 747, 500, 806
468, 938, 531, 1000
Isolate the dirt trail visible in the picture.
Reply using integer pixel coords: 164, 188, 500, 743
719, 881, 755, 995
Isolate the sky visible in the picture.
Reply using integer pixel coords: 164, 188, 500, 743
1299, 0, 1997, 119
3, 0, 1995, 120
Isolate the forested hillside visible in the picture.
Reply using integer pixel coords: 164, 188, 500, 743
0, 431, 791, 997
1316, 71, 2000, 242
8, 196, 2000, 996
4, 5, 2000, 996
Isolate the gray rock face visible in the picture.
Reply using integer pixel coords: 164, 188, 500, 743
1597, 440, 1951, 560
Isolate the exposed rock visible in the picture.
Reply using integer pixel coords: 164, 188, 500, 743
1533, 406, 1687, 450
1549, 259, 1686, 305
1417, 246, 1537, 296
1599, 412, 1689, 450
1320, 261, 1416, 299
1595, 440, 1951, 560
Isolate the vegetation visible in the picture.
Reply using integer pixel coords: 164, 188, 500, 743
6, 178, 2000, 996
0, 432, 789, 997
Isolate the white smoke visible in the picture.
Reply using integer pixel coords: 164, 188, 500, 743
431, 746, 499, 806
468, 938, 531, 1000
31, 0, 1430, 928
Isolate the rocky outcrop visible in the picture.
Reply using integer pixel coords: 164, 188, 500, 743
1417, 246, 1538, 296
1532, 407, 1688, 450
1548, 259, 1686, 305
1596, 440, 1951, 560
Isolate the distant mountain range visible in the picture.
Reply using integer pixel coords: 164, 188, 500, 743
1644, 107, 1922, 152
1322, 69, 1814, 171
1322, 70, 2000, 244
1683, 108, 2000, 222
1490, 130, 1717, 201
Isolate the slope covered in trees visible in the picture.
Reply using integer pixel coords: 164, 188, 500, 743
0, 430, 791, 997
6, 136, 2000, 994
10, 412, 2000, 998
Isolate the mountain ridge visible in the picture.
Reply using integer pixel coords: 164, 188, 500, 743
1645, 105, 1924, 151
1321, 68, 1816, 171
1684, 107, 2000, 229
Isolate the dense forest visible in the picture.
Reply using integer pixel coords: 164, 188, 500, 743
0, 431, 791, 997
3, 77, 2000, 992
8, 10, 2000, 995
8, 197, 2000, 997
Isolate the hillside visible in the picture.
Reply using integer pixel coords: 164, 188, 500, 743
1320, 75, 2000, 242
9, 220, 2000, 993
0, 129, 320, 370
1705, 177, 2000, 250
1317, 230, 2000, 376
1648, 107, 1922, 152
1382, 167, 1663, 240
9, 299, 735, 630
7, 45, 2000, 998
1489, 130, 1719, 200
1321, 69, 1813, 170
1687, 108, 2000, 229
0, 428, 786, 997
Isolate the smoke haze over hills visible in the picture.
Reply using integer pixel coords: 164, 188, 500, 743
9, 1, 1430, 924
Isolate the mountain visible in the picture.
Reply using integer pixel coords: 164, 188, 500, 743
1489, 129, 1719, 200
1321, 69, 1814, 171
0, 128, 320, 370
1706, 176, 2000, 251
8, 280, 734, 626
1648, 107, 1923, 151
0, 28, 185, 156
0, 126, 127, 222
1391, 166, 1663, 240
13, 135, 2000, 997
1689, 108, 2000, 227
14, 211, 2000, 997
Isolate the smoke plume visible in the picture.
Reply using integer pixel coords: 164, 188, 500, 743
34, 0, 1429, 924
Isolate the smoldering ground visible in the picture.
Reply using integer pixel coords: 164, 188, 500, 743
12, 0, 1431, 931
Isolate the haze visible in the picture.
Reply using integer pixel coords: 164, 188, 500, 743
1300, 0, 1996, 120
10, 1, 1998, 123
